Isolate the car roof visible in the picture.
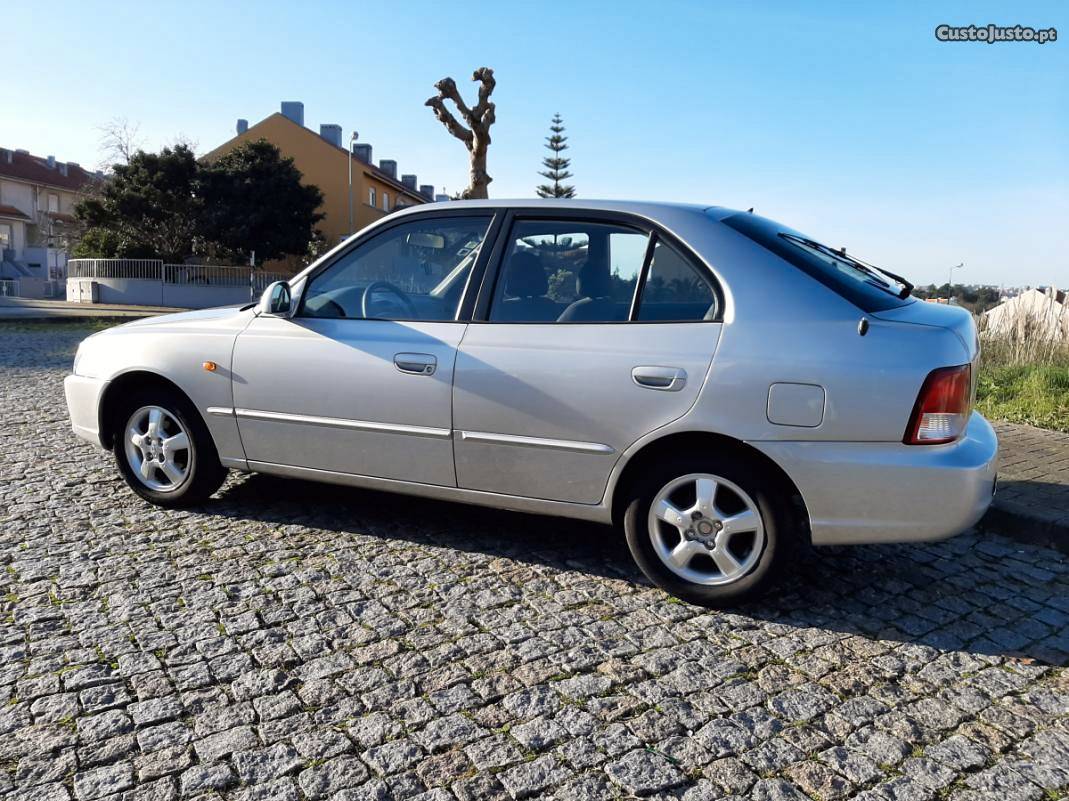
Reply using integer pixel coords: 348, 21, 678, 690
395, 197, 742, 221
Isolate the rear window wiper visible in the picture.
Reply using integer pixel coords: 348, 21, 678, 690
783, 234, 914, 300
845, 251, 915, 299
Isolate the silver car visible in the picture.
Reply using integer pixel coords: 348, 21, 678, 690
64, 200, 998, 605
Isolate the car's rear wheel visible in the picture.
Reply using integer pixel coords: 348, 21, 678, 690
622, 454, 790, 606
113, 388, 226, 507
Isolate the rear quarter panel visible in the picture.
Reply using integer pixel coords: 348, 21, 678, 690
649, 214, 972, 443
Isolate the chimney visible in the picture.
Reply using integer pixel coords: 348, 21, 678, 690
0, 148, 11, 164
47, 155, 56, 169
401, 174, 417, 190
379, 159, 397, 179
280, 101, 304, 126
236, 119, 249, 135
353, 143, 372, 164
319, 124, 342, 148
419, 185, 435, 201
435, 194, 450, 202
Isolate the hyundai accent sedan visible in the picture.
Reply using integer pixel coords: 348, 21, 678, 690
64, 200, 998, 605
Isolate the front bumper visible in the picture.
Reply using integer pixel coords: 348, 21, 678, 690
64, 374, 108, 448
751, 413, 998, 545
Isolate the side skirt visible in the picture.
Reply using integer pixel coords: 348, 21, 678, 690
244, 460, 615, 524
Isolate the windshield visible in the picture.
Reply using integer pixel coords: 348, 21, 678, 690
719, 211, 914, 313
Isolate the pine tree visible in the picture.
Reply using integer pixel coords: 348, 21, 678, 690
536, 113, 575, 198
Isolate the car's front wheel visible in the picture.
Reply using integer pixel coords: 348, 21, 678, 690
622, 455, 790, 606
113, 388, 226, 507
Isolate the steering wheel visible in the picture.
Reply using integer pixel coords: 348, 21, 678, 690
361, 281, 417, 319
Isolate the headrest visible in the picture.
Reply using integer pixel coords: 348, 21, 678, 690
504, 251, 548, 297
577, 262, 611, 298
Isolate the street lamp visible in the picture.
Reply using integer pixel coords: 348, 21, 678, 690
948, 262, 963, 301
347, 130, 359, 237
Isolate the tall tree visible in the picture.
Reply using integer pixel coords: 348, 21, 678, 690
426, 68, 497, 199
536, 114, 575, 198
75, 140, 324, 264
75, 145, 202, 262
198, 139, 324, 263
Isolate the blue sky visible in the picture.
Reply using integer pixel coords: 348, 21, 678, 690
7, 1, 1067, 286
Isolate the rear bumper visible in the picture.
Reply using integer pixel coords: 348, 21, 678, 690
751, 413, 998, 545
64, 374, 108, 448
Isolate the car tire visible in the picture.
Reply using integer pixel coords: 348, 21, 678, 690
622, 453, 792, 607
112, 387, 226, 508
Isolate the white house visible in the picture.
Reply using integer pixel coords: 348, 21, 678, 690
0, 146, 97, 297
982, 286, 1068, 342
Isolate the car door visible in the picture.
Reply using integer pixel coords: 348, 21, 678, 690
232, 212, 496, 486
452, 212, 723, 504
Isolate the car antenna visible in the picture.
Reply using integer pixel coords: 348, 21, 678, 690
747, 207, 754, 213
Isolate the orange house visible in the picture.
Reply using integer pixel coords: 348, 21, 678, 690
203, 102, 434, 272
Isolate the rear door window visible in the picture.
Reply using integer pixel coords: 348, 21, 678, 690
489, 220, 648, 323
635, 239, 717, 321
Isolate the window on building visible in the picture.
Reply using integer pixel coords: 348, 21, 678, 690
368, 187, 376, 208
47, 194, 59, 213
0, 223, 12, 250
383, 192, 390, 212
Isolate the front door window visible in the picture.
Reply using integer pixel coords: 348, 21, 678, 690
301, 216, 493, 321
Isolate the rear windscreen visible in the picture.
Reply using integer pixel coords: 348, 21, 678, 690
719, 211, 913, 313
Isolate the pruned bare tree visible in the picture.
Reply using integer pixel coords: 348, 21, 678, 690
425, 67, 496, 199
97, 117, 145, 170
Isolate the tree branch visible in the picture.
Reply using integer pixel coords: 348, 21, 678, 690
471, 67, 496, 125
424, 96, 474, 147
432, 77, 474, 125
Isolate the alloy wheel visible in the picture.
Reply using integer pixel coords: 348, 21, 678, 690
647, 472, 765, 586
123, 405, 193, 492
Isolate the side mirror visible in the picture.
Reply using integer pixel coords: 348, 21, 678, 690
259, 281, 292, 316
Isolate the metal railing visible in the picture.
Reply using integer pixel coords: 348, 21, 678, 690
0, 279, 19, 297
68, 259, 287, 289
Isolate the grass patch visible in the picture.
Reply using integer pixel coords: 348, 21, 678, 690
976, 335, 1069, 432
976, 363, 1069, 432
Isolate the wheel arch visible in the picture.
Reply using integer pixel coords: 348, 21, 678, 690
609, 430, 812, 543
98, 370, 203, 450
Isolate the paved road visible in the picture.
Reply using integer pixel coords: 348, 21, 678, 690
1, 324, 1067, 801
992, 422, 1069, 546
0, 297, 181, 320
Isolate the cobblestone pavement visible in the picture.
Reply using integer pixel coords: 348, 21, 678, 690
2, 323, 1068, 801
993, 422, 1069, 534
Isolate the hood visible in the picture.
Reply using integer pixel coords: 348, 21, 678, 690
873, 299, 978, 359
117, 304, 251, 329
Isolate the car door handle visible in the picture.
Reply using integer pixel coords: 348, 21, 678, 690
394, 353, 437, 375
632, 366, 687, 392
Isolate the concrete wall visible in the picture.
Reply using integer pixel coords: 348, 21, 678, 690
6, 277, 48, 299
67, 277, 257, 309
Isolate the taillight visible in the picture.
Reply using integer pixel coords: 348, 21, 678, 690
903, 364, 972, 445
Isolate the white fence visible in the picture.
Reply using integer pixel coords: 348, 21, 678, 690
68, 259, 287, 288
67, 259, 289, 309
